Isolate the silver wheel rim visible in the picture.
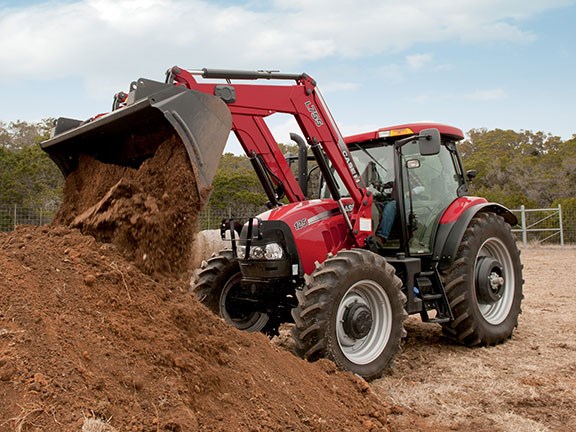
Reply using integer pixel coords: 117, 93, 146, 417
475, 237, 515, 325
336, 280, 392, 365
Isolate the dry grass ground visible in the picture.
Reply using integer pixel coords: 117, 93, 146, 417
373, 246, 576, 432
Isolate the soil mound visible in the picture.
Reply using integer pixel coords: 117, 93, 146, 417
53, 135, 207, 278
0, 226, 389, 431
1, 134, 396, 430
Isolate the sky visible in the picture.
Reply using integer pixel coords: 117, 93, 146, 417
1, 0, 575, 154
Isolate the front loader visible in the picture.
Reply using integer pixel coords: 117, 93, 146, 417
41, 66, 523, 381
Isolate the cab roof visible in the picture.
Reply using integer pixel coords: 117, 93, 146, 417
344, 122, 464, 145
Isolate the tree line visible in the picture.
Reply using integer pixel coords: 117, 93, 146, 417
461, 128, 576, 212
1, 119, 575, 235
0, 120, 63, 208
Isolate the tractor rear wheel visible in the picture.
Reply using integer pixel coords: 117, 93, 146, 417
192, 250, 270, 332
291, 249, 406, 381
441, 212, 523, 345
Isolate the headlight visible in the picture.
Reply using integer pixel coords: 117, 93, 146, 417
264, 243, 284, 260
237, 243, 284, 260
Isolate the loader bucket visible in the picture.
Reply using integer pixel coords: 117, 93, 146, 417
40, 79, 232, 190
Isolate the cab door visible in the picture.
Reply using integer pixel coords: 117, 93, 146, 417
399, 140, 463, 255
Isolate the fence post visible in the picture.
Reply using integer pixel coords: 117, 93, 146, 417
520, 205, 527, 247
13, 204, 17, 230
558, 204, 564, 247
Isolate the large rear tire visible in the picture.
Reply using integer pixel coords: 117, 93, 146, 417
192, 250, 270, 332
291, 249, 406, 381
441, 212, 523, 345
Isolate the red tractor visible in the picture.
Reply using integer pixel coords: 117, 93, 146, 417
42, 67, 523, 380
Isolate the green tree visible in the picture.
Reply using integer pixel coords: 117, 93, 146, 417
208, 153, 268, 214
0, 119, 63, 208
552, 197, 576, 243
461, 128, 566, 208
0, 119, 53, 150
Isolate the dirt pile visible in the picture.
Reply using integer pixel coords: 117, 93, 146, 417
0, 134, 399, 430
53, 134, 207, 278
0, 225, 391, 431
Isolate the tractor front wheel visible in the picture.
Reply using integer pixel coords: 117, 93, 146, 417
192, 250, 270, 332
441, 212, 523, 345
291, 249, 406, 381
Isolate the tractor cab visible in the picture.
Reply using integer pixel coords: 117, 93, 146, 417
334, 123, 467, 257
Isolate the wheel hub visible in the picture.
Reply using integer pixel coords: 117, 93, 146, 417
476, 256, 505, 304
342, 301, 373, 339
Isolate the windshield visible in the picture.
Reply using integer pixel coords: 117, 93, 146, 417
321, 143, 395, 198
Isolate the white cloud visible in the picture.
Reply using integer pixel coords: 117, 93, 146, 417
338, 122, 382, 137
371, 63, 405, 84
266, 115, 301, 145
1, 0, 573, 138
0, 0, 570, 85
406, 53, 433, 70
465, 88, 506, 101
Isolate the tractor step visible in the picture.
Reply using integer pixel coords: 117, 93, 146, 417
385, 256, 454, 323
415, 271, 454, 324
421, 293, 443, 301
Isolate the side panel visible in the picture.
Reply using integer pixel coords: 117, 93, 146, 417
434, 198, 518, 268
261, 200, 355, 275
439, 196, 488, 224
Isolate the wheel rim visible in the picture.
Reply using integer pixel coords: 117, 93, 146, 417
336, 280, 392, 365
220, 273, 268, 331
475, 237, 515, 325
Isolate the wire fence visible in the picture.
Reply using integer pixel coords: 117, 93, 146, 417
0, 203, 267, 233
2, 202, 576, 246
196, 203, 268, 231
0, 204, 58, 232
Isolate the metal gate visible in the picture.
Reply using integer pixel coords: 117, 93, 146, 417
511, 205, 563, 247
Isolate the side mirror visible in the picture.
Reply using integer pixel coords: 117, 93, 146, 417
418, 128, 441, 156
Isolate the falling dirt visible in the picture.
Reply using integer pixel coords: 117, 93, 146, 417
53, 134, 207, 278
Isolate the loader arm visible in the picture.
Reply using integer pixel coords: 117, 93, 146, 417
167, 66, 374, 245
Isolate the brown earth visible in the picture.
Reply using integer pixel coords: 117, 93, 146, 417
2, 234, 575, 432
2, 231, 574, 432
373, 246, 576, 432
0, 225, 390, 431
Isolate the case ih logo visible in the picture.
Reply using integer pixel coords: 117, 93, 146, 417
305, 101, 323, 127
342, 148, 361, 185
